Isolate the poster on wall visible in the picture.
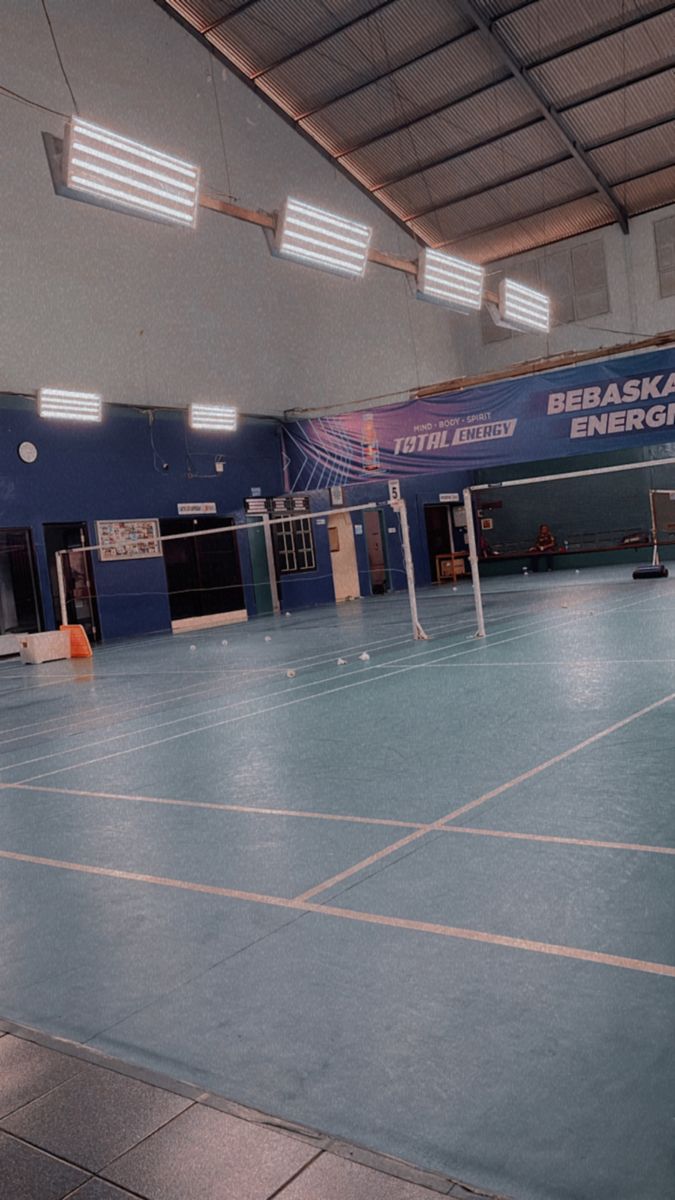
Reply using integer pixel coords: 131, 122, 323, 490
283, 347, 675, 491
96, 519, 162, 561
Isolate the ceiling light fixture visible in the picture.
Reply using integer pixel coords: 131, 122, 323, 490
38, 389, 102, 422
189, 404, 237, 431
275, 198, 372, 278
499, 278, 550, 332
63, 118, 200, 227
417, 249, 484, 312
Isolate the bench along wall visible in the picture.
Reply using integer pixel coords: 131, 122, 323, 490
472, 444, 675, 573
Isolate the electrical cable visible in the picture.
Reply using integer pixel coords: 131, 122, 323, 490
0, 82, 68, 118
40, 0, 79, 115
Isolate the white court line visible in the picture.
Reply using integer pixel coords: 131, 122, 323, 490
0, 675, 248, 743
442, 825, 675, 856
6, 782, 672, 854
0, 782, 423, 829
0, 606, 571, 775
11, 592, 666, 786
0, 848, 673, 978
423, 658, 675, 668
295, 688, 675, 902
0, 604, 514, 744
2, 593, 648, 777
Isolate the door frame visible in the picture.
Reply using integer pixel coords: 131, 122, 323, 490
43, 522, 100, 640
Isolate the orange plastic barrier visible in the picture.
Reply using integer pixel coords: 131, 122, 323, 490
60, 624, 93, 658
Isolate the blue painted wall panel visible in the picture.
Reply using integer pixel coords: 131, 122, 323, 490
1, 396, 284, 639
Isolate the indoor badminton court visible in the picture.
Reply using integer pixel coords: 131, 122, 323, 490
3, 2, 675, 1198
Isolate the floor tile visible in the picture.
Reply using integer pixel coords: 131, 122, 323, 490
276, 1154, 443, 1198
0, 1129, 89, 1199
103, 1104, 317, 1200
0, 1035, 85, 1118
1, 1065, 190, 1170
92, 910, 675, 1200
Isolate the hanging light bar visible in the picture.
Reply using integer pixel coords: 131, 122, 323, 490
499, 278, 550, 332
63, 118, 200, 227
417, 249, 484, 312
276, 198, 372, 278
38, 389, 102, 422
189, 404, 237, 431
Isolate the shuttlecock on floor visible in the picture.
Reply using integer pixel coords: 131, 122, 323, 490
221, 639, 228, 646
359, 651, 370, 662
285, 612, 291, 617
575, 569, 580, 574
286, 669, 296, 678
264, 635, 272, 642
337, 657, 347, 666
451, 586, 457, 593
189, 645, 197, 651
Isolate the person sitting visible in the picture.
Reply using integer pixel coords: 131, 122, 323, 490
529, 523, 557, 571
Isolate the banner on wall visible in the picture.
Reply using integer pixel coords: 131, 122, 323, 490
283, 347, 675, 491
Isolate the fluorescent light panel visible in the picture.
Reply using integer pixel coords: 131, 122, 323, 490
64, 118, 199, 227
418, 249, 484, 311
38, 389, 102, 422
277, 198, 371, 278
499, 278, 550, 332
189, 404, 237, 431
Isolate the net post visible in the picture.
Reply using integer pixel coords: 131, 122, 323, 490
55, 551, 69, 628
392, 498, 428, 641
262, 514, 281, 614
648, 489, 660, 566
463, 486, 486, 639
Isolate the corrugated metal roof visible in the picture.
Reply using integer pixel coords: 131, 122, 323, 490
496, 0, 671, 68
531, 9, 675, 108
379, 120, 566, 219
302, 30, 505, 156
158, 0, 675, 261
169, 0, 243, 31
342, 77, 541, 189
258, 0, 472, 118
471, 0, 531, 18
410, 159, 591, 245
206, 0, 383, 79
591, 121, 675, 184
563, 68, 675, 147
440, 194, 617, 261
617, 163, 675, 214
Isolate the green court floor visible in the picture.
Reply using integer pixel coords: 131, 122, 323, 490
1, 566, 673, 1200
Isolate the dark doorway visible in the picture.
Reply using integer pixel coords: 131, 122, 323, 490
363, 509, 389, 594
43, 523, 99, 640
0, 529, 42, 635
160, 516, 246, 629
424, 504, 467, 581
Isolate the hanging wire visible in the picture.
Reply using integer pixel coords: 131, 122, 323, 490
40, 0, 79, 115
0, 83, 69, 118
375, 13, 423, 391
212, 71, 235, 201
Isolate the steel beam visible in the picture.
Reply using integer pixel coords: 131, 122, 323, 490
454, 0, 629, 232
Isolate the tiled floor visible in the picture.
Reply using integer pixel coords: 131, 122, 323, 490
0, 1023, 497, 1200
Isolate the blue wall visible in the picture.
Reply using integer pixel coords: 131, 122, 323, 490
473, 442, 675, 570
6, 388, 672, 643
1, 396, 284, 639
